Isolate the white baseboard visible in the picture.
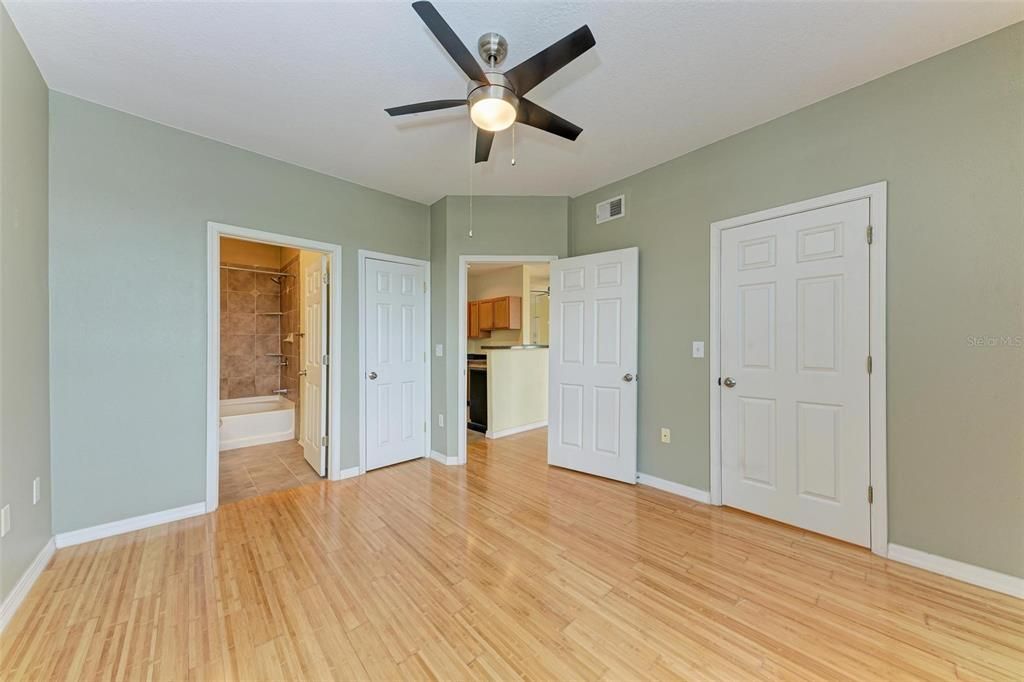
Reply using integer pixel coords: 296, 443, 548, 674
0, 537, 56, 634
336, 466, 361, 480
430, 450, 459, 465
887, 544, 1024, 598
486, 421, 547, 440
55, 502, 207, 548
637, 473, 712, 504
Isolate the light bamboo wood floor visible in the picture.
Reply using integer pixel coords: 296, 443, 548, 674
3, 428, 1022, 680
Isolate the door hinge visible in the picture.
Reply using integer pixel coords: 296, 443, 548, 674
321, 435, 328, 447
866, 355, 873, 374
423, 422, 427, 433
868, 485, 874, 504
866, 225, 874, 244
322, 272, 329, 285
323, 354, 330, 365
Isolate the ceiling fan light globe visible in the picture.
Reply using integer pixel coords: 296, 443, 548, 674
468, 77, 518, 132
470, 97, 517, 131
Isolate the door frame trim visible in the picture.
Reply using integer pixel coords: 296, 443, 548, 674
457, 255, 558, 466
358, 250, 432, 474
708, 181, 888, 556
206, 222, 343, 513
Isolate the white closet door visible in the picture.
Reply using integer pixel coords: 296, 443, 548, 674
365, 258, 426, 471
721, 199, 871, 546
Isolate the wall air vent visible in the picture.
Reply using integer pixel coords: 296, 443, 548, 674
596, 194, 625, 224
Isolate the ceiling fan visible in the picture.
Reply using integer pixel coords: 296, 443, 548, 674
385, 1, 596, 164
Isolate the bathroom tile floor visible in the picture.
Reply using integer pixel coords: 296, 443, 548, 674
219, 439, 322, 504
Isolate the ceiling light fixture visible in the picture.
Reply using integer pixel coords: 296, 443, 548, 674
468, 76, 518, 132
385, 2, 596, 164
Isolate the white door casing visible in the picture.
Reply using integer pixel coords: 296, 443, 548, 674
365, 258, 427, 471
720, 198, 871, 546
548, 247, 639, 484
299, 252, 328, 475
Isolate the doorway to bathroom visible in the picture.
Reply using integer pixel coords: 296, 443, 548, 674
206, 222, 343, 511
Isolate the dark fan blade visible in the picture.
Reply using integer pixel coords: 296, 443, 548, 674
385, 99, 466, 116
516, 99, 582, 141
475, 129, 494, 163
504, 25, 595, 96
412, 1, 488, 83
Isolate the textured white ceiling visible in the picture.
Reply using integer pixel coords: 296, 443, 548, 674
6, 1, 1022, 204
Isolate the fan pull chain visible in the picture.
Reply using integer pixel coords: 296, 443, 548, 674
468, 125, 474, 238
511, 124, 516, 167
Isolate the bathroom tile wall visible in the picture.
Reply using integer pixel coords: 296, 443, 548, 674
220, 263, 283, 398
280, 249, 301, 423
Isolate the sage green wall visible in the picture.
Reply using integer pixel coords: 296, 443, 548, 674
0, 5, 51, 602
429, 199, 447, 452
430, 196, 570, 458
569, 24, 1024, 576
49, 93, 428, 534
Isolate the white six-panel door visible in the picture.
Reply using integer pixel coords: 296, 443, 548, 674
365, 258, 426, 471
548, 247, 638, 483
299, 252, 327, 476
720, 199, 871, 546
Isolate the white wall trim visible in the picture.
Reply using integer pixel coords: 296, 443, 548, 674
337, 466, 362, 480
357, 250, 431, 474
887, 544, 1024, 598
709, 182, 889, 555
638, 473, 712, 504
207, 222, 344, 513
457, 255, 558, 465
485, 420, 548, 440
430, 450, 459, 465
0, 538, 56, 634
55, 502, 206, 549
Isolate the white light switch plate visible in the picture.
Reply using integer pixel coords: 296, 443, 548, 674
438, 414, 444, 428
435, 344, 443, 357
660, 428, 671, 444
33, 477, 41, 505
1, 505, 10, 537
692, 341, 704, 358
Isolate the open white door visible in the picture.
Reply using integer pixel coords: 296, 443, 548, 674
365, 258, 427, 471
548, 247, 639, 483
299, 252, 327, 475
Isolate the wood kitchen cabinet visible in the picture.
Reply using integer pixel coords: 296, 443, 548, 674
480, 296, 521, 331
468, 296, 522, 337
479, 300, 494, 330
468, 301, 490, 339
492, 296, 521, 330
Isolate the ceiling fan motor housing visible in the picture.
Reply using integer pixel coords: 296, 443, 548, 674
467, 71, 519, 110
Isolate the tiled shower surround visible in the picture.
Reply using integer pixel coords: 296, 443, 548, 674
220, 264, 283, 398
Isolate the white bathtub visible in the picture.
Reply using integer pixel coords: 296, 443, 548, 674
219, 396, 295, 451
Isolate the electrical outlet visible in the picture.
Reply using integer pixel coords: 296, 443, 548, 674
660, 428, 671, 444
1, 505, 10, 537
692, 341, 704, 358
435, 344, 444, 357
438, 414, 445, 428
33, 477, 41, 505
